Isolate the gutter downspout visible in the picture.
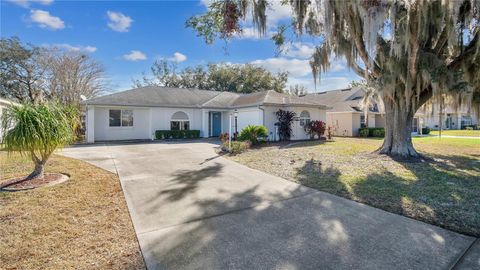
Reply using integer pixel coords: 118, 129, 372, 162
258, 105, 267, 140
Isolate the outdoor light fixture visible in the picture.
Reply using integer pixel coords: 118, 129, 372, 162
234, 109, 238, 140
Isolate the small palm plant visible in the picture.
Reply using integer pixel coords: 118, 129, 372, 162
238, 125, 268, 145
1, 103, 77, 181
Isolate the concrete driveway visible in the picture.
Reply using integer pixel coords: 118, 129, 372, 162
62, 140, 478, 270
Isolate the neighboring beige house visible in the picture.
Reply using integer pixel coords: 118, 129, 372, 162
418, 103, 479, 130
307, 88, 385, 136
0, 97, 20, 140
308, 88, 478, 136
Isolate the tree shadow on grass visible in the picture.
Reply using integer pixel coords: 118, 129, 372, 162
294, 154, 480, 237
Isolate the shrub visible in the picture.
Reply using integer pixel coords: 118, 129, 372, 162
466, 126, 473, 130
371, 128, 385, 137
359, 128, 369, 137
304, 120, 326, 139
238, 125, 268, 145
155, 130, 200, 140
275, 109, 296, 141
222, 140, 250, 155
421, 127, 431, 134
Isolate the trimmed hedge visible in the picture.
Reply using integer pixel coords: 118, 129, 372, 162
421, 127, 431, 135
358, 127, 385, 137
155, 130, 200, 140
359, 128, 369, 137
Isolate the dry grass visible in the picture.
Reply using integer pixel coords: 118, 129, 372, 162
0, 151, 145, 269
230, 137, 480, 237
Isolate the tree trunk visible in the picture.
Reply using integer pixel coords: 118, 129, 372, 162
377, 98, 420, 158
27, 154, 45, 180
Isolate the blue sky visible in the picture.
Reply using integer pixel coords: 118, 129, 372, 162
1, 0, 360, 93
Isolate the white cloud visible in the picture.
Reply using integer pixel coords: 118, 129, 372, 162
123, 50, 147, 61
281, 42, 315, 59
265, 1, 292, 25
107, 11, 132, 32
235, 27, 276, 40
29, 9, 65, 30
251, 57, 311, 77
169, 52, 187, 63
8, 0, 53, 8
46, 43, 97, 53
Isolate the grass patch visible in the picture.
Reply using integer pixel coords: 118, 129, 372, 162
230, 137, 480, 237
0, 151, 145, 269
430, 129, 480, 137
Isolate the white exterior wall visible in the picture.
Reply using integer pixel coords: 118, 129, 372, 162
87, 104, 327, 142
93, 106, 151, 141
367, 113, 376, 128
263, 106, 327, 141
150, 107, 203, 134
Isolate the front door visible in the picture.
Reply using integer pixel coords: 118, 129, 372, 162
211, 112, 222, 137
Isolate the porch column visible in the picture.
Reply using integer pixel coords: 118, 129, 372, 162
86, 105, 95, 143
201, 109, 209, 138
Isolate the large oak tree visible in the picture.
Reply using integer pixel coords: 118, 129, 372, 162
188, 0, 480, 158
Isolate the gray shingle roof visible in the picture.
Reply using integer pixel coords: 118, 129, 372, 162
84, 87, 328, 109
85, 86, 220, 107
306, 88, 366, 113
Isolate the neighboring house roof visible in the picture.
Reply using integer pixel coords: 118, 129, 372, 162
306, 88, 380, 113
84, 86, 329, 109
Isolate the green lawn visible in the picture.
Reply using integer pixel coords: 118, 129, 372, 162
230, 137, 480, 236
430, 129, 480, 137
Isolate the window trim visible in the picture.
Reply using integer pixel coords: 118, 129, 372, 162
109, 109, 134, 127
299, 110, 311, 127
170, 111, 190, 131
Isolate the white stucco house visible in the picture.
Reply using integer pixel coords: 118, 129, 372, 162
82, 86, 329, 143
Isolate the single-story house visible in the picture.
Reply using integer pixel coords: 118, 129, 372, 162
82, 86, 329, 143
306, 88, 385, 136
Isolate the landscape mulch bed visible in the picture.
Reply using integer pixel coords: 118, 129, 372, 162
1, 173, 69, 191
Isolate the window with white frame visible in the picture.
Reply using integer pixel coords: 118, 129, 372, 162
171, 111, 190, 130
109, 109, 133, 127
299, 110, 310, 126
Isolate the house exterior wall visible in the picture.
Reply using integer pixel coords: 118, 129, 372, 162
261, 106, 327, 141
327, 112, 354, 136
87, 104, 327, 142
93, 106, 151, 141
150, 107, 202, 133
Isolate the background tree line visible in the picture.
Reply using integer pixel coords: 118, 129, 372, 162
132, 59, 290, 93
0, 37, 105, 105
